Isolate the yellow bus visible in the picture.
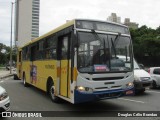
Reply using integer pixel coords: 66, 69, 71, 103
16, 19, 134, 104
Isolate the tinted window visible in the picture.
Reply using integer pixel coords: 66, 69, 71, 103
153, 68, 160, 75
44, 36, 57, 59
22, 47, 30, 60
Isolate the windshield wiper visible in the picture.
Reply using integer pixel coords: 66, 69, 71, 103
111, 33, 121, 58
111, 38, 117, 58
114, 33, 121, 46
91, 30, 111, 68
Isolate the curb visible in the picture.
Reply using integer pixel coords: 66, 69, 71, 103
0, 74, 14, 80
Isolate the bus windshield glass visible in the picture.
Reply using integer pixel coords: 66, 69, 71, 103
77, 31, 133, 73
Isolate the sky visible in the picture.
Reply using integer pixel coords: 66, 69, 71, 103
0, 0, 160, 46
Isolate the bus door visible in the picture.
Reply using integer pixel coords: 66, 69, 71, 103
58, 35, 71, 98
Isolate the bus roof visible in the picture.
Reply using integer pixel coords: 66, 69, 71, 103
75, 18, 128, 28
21, 19, 75, 48
20, 19, 129, 49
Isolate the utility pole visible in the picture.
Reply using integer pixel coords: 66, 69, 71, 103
10, 2, 14, 74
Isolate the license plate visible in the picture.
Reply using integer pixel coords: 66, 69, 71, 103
126, 90, 134, 95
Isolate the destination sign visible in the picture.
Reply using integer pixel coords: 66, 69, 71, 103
76, 20, 129, 34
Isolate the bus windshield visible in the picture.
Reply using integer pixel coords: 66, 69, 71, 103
77, 31, 133, 73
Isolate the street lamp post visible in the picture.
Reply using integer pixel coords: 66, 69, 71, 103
10, 2, 14, 74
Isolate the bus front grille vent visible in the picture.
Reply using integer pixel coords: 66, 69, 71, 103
98, 92, 122, 99
92, 77, 124, 81
111, 85, 122, 88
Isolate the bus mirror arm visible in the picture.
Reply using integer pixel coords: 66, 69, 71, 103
71, 30, 79, 48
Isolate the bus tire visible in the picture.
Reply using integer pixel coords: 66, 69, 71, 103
48, 80, 60, 103
23, 73, 29, 87
14, 74, 20, 80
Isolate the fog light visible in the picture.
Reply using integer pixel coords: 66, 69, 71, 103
126, 82, 134, 88
85, 87, 93, 93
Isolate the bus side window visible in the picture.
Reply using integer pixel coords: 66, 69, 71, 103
43, 35, 57, 60
38, 40, 44, 59
61, 37, 68, 59
58, 36, 69, 60
30, 45, 37, 61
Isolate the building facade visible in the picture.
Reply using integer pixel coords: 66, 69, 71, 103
107, 13, 138, 29
15, 0, 40, 47
107, 13, 121, 23
124, 18, 139, 29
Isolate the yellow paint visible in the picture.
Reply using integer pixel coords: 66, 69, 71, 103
60, 60, 69, 97
16, 50, 22, 79
34, 60, 57, 91
57, 67, 60, 78
67, 61, 71, 98
20, 59, 71, 99
22, 61, 31, 84
21, 60, 57, 92
22, 20, 75, 48
73, 67, 78, 81
16, 19, 76, 101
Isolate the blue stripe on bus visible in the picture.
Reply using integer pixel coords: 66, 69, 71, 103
74, 87, 135, 104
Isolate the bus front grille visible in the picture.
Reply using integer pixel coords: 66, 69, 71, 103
92, 77, 124, 81
97, 92, 122, 99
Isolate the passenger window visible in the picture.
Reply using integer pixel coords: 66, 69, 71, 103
61, 37, 68, 59
153, 69, 160, 75
44, 36, 57, 60
22, 47, 30, 60
57, 33, 71, 60
30, 45, 37, 61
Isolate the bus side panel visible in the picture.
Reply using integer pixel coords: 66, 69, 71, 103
22, 61, 31, 83
60, 60, 68, 97
68, 61, 71, 98
16, 51, 20, 78
16, 50, 22, 79
30, 60, 57, 92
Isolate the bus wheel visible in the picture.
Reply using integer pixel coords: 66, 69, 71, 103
23, 73, 29, 87
14, 74, 19, 80
49, 81, 60, 103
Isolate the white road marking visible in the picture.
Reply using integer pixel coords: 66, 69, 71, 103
118, 98, 145, 104
146, 90, 160, 94
0, 80, 4, 83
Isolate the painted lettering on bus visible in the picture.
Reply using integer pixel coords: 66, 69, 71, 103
45, 65, 55, 69
61, 66, 67, 74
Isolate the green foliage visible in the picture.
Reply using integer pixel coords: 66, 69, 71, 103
130, 25, 160, 66
0, 43, 16, 65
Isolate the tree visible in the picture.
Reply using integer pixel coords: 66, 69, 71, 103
130, 25, 160, 66
0, 43, 16, 66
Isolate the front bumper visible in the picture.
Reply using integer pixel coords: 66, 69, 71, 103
74, 87, 134, 104
134, 80, 152, 90
0, 96, 10, 113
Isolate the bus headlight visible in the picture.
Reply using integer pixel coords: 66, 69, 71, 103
76, 86, 93, 93
126, 82, 134, 88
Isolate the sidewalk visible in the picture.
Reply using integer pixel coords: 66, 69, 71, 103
0, 69, 13, 79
